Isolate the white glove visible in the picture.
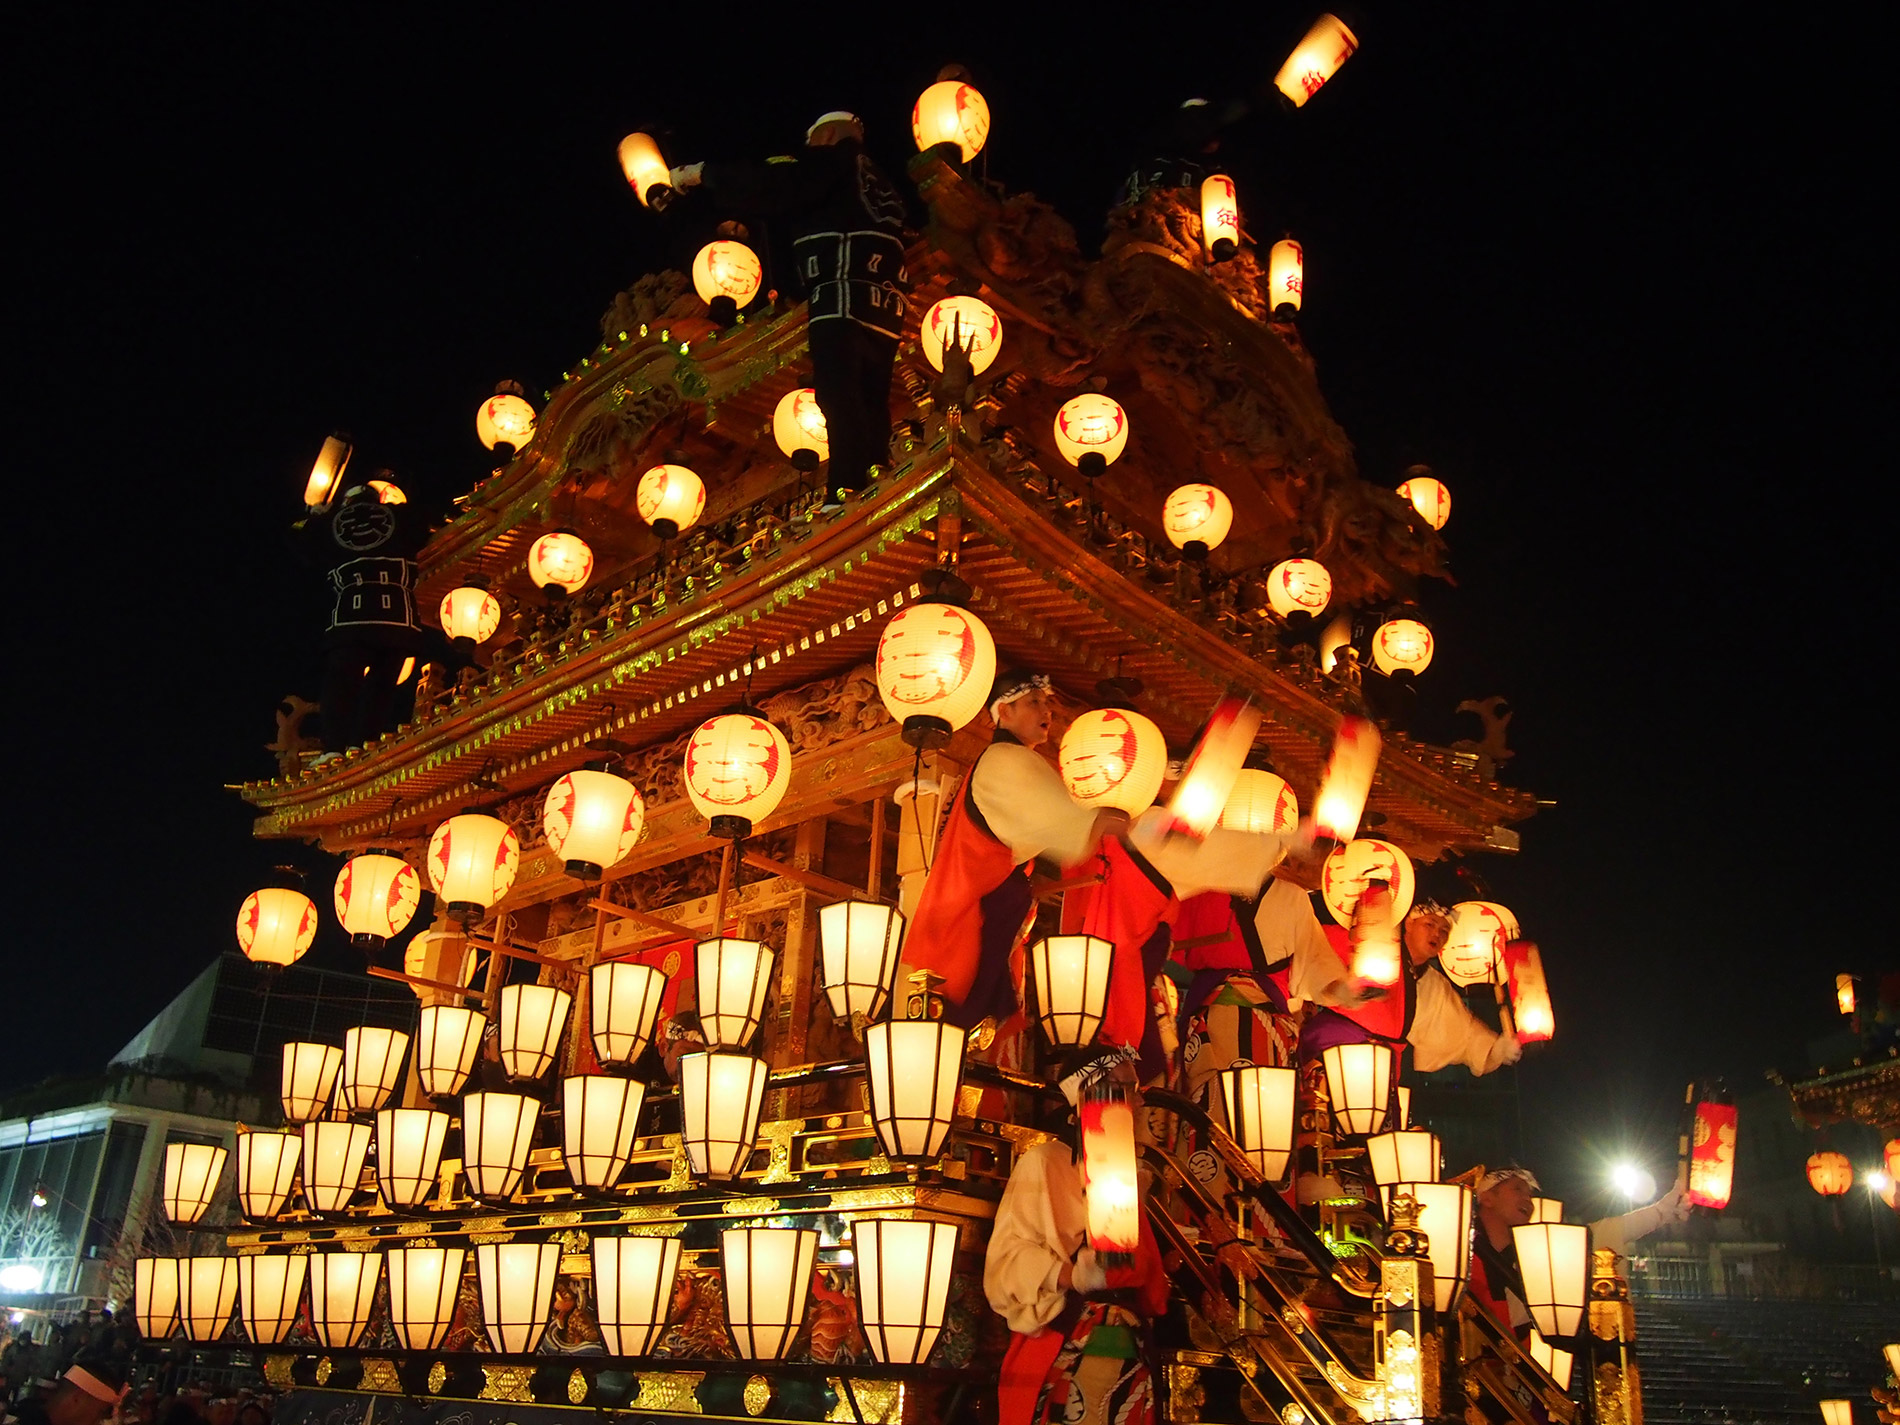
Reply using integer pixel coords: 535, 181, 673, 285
1071, 1247, 1108, 1295
1493, 1033, 1524, 1068
668, 162, 705, 190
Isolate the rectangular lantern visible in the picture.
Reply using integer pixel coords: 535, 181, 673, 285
1526, 1329, 1574, 1391
1322, 1041, 1395, 1137
461, 1091, 541, 1199
561, 1074, 646, 1190
1530, 1197, 1565, 1225
180, 1256, 240, 1342
387, 1246, 467, 1351
339, 1026, 410, 1114
1080, 1083, 1141, 1266
1314, 715, 1380, 842
236, 1129, 301, 1220
237, 1254, 307, 1345
1512, 1223, 1591, 1339
1685, 1099, 1738, 1210
594, 1235, 682, 1356
281, 1042, 343, 1122
475, 1241, 561, 1353
854, 1219, 958, 1365
1200, 174, 1241, 260
818, 901, 906, 1022
1396, 1085, 1412, 1128
1504, 941, 1554, 1042
680, 1051, 768, 1180
301, 1120, 373, 1214
162, 1141, 228, 1224
497, 983, 572, 1080
591, 961, 667, 1067
865, 1020, 965, 1161
721, 1226, 819, 1361
696, 938, 775, 1048
1218, 1065, 1297, 1182
415, 1004, 485, 1097
1030, 934, 1114, 1046
1164, 696, 1262, 840
1400, 1181, 1471, 1314
307, 1251, 382, 1348
1820, 1403, 1853, 1425
1273, 12, 1359, 107
1367, 1129, 1441, 1215
374, 1107, 450, 1208
134, 1257, 181, 1339
302, 434, 353, 508
1836, 973, 1856, 1016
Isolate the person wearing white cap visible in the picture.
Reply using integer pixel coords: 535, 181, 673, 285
668, 112, 911, 508
8, 1359, 126, 1425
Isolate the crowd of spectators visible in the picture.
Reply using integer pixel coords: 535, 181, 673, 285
0, 1314, 271, 1425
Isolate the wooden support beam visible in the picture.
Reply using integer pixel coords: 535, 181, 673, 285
368, 966, 483, 1002
588, 899, 690, 939
461, 933, 563, 967
742, 852, 864, 903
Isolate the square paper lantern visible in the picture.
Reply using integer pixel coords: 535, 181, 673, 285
387, 1246, 467, 1351
594, 1236, 682, 1357
133, 1257, 181, 1339
162, 1141, 228, 1225
590, 961, 667, 1068
696, 938, 774, 1048
415, 1004, 485, 1098
818, 902, 906, 1022
462, 1092, 541, 1200
1399, 1182, 1471, 1314
864, 1020, 965, 1162
854, 1219, 959, 1365
1029, 935, 1113, 1046
237, 1254, 308, 1345
1512, 1223, 1590, 1339
497, 983, 572, 1080
1321, 1042, 1395, 1137
374, 1108, 450, 1209
281, 1042, 342, 1123
236, 1130, 301, 1220
307, 1251, 382, 1348
475, 1241, 561, 1353
180, 1256, 240, 1342
338, 1026, 410, 1114
561, 1075, 646, 1191
1218, 1066, 1297, 1182
680, 1052, 768, 1181
721, 1226, 819, 1360
300, 1121, 373, 1214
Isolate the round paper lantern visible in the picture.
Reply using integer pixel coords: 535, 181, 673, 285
1200, 174, 1241, 262
874, 602, 997, 748
404, 925, 479, 1001
236, 888, 317, 969
920, 296, 1003, 375
1807, 1150, 1853, 1197
439, 586, 502, 645
543, 769, 645, 880
1372, 618, 1434, 676
1398, 471, 1451, 530
1273, 13, 1359, 108
1441, 901, 1518, 986
1320, 838, 1416, 927
1161, 484, 1235, 558
334, 853, 420, 948
1218, 769, 1299, 834
527, 531, 594, 595
691, 241, 763, 310
1052, 394, 1129, 476
617, 132, 671, 208
1264, 558, 1332, 618
427, 813, 520, 922
683, 713, 793, 840
1059, 708, 1168, 815
1267, 238, 1306, 312
773, 388, 830, 470
366, 479, 406, 505
911, 80, 990, 161
476, 389, 536, 453
636, 465, 706, 540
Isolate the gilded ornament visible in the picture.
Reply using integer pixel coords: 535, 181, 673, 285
359, 1360, 401, 1394
262, 1357, 294, 1390
568, 1368, 589, 1404
744, 1375, 772, 1416
426, 1361, 447, 1395
634, 1371, 706, 1414
479, 1365, 537, 1403
314, 1359, 332, 1385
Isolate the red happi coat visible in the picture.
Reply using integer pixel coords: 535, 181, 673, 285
1060, 838, 1175, 1053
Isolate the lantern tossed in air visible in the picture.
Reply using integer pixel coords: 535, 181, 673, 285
636, 464, 706, 541
692, 241, 763, 320
1684, 1097, 1738, 1208
617, 132, 673, 209
1219, 768, 1299, 834
1836, 973, 1856, 1015
1314, 715, 1381, 842
543, 768, 645, 880
1806, 1150, 1852, 1197
1200, 175, 1241, 262
334, 852, 420, 950
1504, 941, 1555, 1042
1273, 13, 1360, 107
303, 433, 352, 509
875, 600, 998, 749
1264, 557, 1331, 619
1321, 838, 1417, 926
1161, 483, 1235, 561
920, 296, 1003, 375
427, 811, 519, 923
1397, 468, 1451, 530
1059, 707, 1168, 816
1267, 239, 1305, 314
527, 531, 594, 596
911, 79, 991, 161
1163, 695, 1262, 840
1053, 394, 1129, 477
439, 585, 502, 648
773, 388, 830, 470
683, 713, 793, 840
1346, 879, 1403, 988
1080, 1080, 1142, 1266
235, 886, 316, 969
476, 383, 536, 457
1372, 617, 1435, 676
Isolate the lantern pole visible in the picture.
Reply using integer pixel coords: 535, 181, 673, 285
712, 839, 737, 939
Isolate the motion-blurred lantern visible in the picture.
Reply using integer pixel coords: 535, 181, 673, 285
1274, 13, 1360, 107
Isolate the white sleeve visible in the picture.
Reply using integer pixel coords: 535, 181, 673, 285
970, 744, 1100, 868
1269, 882, 1348, 1006
983, 1144, 1083, 1335
1589, 1196, 1678, 1256
1127, 813, 1291, 899
1408, 970, 1515, 1074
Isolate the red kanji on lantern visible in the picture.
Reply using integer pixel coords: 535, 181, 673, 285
1686, 1101, 1738, 1209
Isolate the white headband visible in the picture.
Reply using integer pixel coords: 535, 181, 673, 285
66, 1367, 128, 1404
1057, 1046, 1139, 1106
806, 111, 861, 140
988, 673, 1051, 723
1475, 1166, 1541, 1195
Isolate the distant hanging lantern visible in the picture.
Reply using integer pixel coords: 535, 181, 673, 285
1030, 934, 1114, 1046
1836, 973, 1856, 1015
366, 478, 406, 504
683, 713, 793, 839
300, 1121, 373, 1214
617, 132, 673, 209
692, 240, 763, 314
1314, 715, 1381, 842
235, 1130, 301, 1220
593, 1236, 682, 1356
1401, 1181, 1471, 1313
722, 1226, 820, 1361
1397, 470, 1451, 530
180, 1257, 240, 1342
475, 1241, 561, 1354
338, 1026, 409, 1113
590, 961, 667, 1068
237, 1255, 307, 1346
1200, 174, 1241, 262
439, 585, 502, 646
302, 433, 353, 509
386, 1246, 467, 1351
281, 1042, 342, 1122
911, 79, 991, 161
679, 1051, 768, 1180
1273, 13, 1360, 107
497, 984, 571, 1080
875, 601, 998, 749
1218, 1065, 1297, 1181
1526, 1330, 1574, 1392
1320, 838, 1417, 926
696, 938, 774, 1049
1321, 1041, 1394, 1137
1504, 941, 1555, 1043
1052, 394, 1129, 476
162, 1142, 227, 1225
1807, 1149, 1853, 1197
374, 1108, 450, 1209
427, 811, 520, 923
1164, 695, 1262, 841
1513, 1223, 1591, 1339
134, 1257, 181, 1340
415, 1004, 485, 1097
864, 1019, 966, 1161
307, 1251, 382, 1348
855, 1219, 959, 1366
773, 388, 830, 470
1219, 768, 1299, 834
920, 296, 1004, 375
1080, 1082, 1141, 1264
1059, 708, 1169, 816
333, 852, 420, 950
235, 887, 316, 969
1161, 483, 1236, 560
1264, 557, 1332, 620
1367, 1129, 1442, 1207
561, 1074, 646, 1191
1441, 901, 1518, 986
1267, 239, 1305, 314
1372, 616, 1434, 677
818, 902, 906, 1022
462, 1092, 541, 1199
543, 769, 645, 881
476, 384, 537, 455
1686, 1099, 1738, 1208
527, 530, 595, 596
637, 464, 707, 541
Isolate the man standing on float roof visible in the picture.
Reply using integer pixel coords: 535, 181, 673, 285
901, 670, 1130, 1035
669, 113, 911, 507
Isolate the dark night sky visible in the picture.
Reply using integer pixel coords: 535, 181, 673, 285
13, 12, 1886, 1211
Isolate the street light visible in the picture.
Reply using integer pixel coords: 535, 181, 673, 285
1609, 1162, 1654, 1203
